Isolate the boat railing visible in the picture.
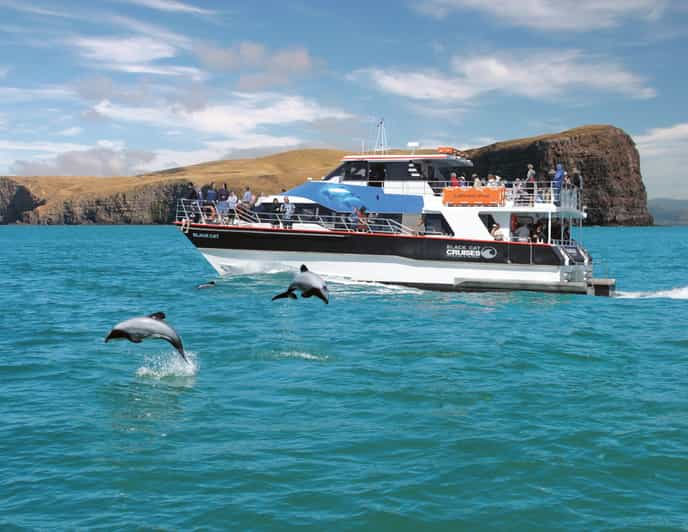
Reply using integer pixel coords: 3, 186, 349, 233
367, 179, 581, 209
175, 199, 429, 236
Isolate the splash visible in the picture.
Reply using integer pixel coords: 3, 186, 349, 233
277, 351, 328, 361
136, 351, 199, 379
326, 276, 422, 295
616, 285, 688, 300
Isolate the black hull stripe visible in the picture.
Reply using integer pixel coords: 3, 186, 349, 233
181, 224, 565, 266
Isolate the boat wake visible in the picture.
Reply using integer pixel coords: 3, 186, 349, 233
136, 351, 199, 379
616, 285, 688, 300
326, 276, 422, 295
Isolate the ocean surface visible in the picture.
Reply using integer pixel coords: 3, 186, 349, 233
1, 225, 687, 530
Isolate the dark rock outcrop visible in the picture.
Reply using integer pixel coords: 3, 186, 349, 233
0, 177, 44, 223
466, 125, 652, 225
24, 180, 194, 225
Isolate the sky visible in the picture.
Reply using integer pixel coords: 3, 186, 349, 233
0, 0, 687, 198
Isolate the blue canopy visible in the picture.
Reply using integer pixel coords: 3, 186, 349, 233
284, 181, 424, 214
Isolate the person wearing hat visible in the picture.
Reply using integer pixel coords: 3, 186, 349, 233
472, 173, 482, 188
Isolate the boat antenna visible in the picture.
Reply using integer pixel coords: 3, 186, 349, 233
374, 118, 388, 154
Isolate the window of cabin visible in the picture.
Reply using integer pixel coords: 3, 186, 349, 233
384, 162, 413, 180
343, 161, 368, 180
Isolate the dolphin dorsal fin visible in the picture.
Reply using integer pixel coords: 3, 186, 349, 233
300, 264, 308, 272
149, 312, 166, 320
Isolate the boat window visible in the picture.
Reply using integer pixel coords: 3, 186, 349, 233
324, 163, 346, 180
343, 161, 368, 180
384, 162, 414, 180
479, 213, 497, 231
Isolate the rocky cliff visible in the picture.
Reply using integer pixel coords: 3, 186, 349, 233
0, 177, 45, 223
1, 178, 194, 225
465, 125, 652, 225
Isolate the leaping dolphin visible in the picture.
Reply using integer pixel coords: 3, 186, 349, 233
105, 312, 189, 363
272, 265, 329, 304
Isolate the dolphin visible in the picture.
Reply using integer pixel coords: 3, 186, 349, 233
197, 280, 216, 289
272, 264, 329, 304
105, 312, 189, 363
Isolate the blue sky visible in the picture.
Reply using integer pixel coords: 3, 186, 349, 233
0, 0, 686, 198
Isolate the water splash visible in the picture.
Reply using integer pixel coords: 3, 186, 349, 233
136, 351, 199, 379
326, 276, 422, 295
616, 285, 688, 300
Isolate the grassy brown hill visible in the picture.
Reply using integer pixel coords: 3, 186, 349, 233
5, 148, 346, 223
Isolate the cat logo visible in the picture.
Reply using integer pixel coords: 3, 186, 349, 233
480, 247, 497, 260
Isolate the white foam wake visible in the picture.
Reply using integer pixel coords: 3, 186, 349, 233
326, 276, 422, 295
136, 351, 199, 379
616, 286, 688, 300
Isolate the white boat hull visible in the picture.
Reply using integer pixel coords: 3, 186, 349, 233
198, 247, 590, 294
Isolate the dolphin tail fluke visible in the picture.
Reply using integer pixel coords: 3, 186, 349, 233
272, 290, 297, 301
178, 349, 190, 364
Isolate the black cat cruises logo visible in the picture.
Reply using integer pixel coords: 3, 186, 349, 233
446, 244, 497, 260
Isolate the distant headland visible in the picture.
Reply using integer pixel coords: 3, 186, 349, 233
0, 125, 653, 226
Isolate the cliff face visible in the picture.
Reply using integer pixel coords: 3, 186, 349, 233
0, 177, 45, 223
22, 180, 194, 225
466, 125, 652, 225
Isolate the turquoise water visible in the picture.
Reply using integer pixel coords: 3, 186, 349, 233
1, 225, 687, 530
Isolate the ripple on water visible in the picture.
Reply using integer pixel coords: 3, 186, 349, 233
2, 225, 688, 529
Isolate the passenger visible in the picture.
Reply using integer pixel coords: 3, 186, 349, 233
486, 174, 497, 187
572, 168, 583, 189
217, 183, 229, 202
356, 206, 370, 232
242, 186, 253, 205
459, 175, 467, 187
270, 198, 280, 227
227, 189, 238, 210
450, 172, 459, 187
531, 222, 545, 243
514, 223, 530, 241
472, 174, 482, 188
205, 182, 217, 202
490, 223, 504, 241
282, 196, 295, 229
525, 165, 536, 205
414, 214, 426, 235
553, 163, 565, 205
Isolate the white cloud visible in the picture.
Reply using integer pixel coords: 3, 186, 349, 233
414, 0, 668, 31
59, 126, 83, 136
352, 50, 655, 102
68, 34, 205, 80
120, 0, 213, 15
91, 93, 352, 137
71, 36, 175, 64
11, 145, 155, 176
635, 123, 688, 198
0, 139, 89, 154
0, 86, 75, 102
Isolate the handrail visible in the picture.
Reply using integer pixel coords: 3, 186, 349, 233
175, 199, 429, 236
352, 179, 582, 209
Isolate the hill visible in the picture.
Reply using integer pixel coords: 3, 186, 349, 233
648, 198, 688, 225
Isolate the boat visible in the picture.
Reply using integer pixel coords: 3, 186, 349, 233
175, 146, 615, 296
